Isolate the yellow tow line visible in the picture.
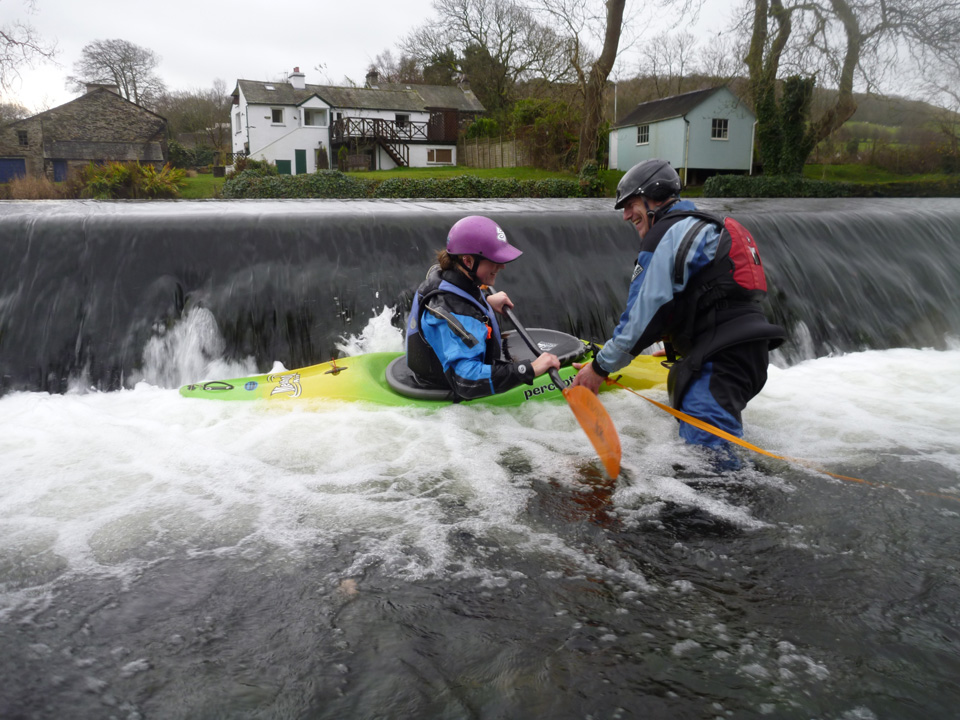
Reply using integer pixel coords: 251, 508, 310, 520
608, 377, 960, 505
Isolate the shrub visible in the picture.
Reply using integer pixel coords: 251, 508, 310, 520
79, 161, 187, 199
465, 117, 500, 139
168, 140, 217, 169
221, 169, 375, 199
1, 172, 84, 199
578, 161, 605, 198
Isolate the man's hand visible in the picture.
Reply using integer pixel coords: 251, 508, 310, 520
571, 360, 604, 395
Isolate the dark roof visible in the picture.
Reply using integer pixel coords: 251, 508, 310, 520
234, 79, 485, 113
614, 87, 743, 128
2, 88, 167, 127
378, 82, 485, 112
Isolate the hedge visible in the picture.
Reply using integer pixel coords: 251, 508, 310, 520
703, 174, 852, 198
702, 173, 960, 198
221, 170, 583, 199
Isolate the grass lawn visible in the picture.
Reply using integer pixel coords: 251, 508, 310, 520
803, 164, 953, 184
178, 173, 226, 199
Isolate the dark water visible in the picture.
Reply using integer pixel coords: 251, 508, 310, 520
1, 198, 959, 720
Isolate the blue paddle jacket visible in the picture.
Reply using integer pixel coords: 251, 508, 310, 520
405, 265, 535, 400
593, 199, 784, 381
593, 200, 720, 375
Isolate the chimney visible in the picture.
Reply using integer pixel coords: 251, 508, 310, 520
365, 70, 379, 88
458, 75, 471, 93
288, 67, 306, 90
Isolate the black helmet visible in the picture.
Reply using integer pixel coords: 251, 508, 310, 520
614, 159, 682, 209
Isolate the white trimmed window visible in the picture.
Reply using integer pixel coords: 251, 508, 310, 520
711, 118, 729, 140
271, 108, 284, 124
427, 148, 453, 164
637, 125, 649, 144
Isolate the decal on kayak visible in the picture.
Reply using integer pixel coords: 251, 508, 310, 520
203, 381, 234, 392
324, 358, 347, 376
523, 375, 572, 401
269, 373, 302, 399
244, 381, 258, 391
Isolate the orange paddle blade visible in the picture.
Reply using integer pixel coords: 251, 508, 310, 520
562, 385, 622, 478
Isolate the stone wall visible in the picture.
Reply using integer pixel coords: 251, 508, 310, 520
0, 89, 167, 181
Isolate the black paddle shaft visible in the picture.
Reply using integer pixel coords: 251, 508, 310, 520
503, 306, 565, 388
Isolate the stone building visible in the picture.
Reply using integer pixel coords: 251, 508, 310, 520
0, 86, 168, 183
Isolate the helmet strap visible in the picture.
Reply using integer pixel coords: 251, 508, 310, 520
455, 254, 481, 283
650, 197, 679, 225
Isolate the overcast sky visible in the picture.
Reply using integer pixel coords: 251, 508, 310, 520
4, 0, 443, 110
3, 0, 743, 112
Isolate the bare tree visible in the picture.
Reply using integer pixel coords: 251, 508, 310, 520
155, 78, 232, 153
369, 49, 425, 84
742, 0, 960, 172
67, 38, 166, 108
648, 31, 699, 97
659, 0, 960, 172
694, 31, 745, 83
0, 98, 31, 122
536, 0, 628, 167
402, 0, 568, 113
922, 55, 960, 169
0, 0, 57, 94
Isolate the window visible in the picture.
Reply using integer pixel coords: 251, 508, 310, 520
711, 118, 729, 140
395, 113, 409, 128
637, 125, 649, 145
304, 109, 327, 126
234, 112, 241, 132
17, 130, 28, 146
427, 148, 453, 164
271, 108, 284, 124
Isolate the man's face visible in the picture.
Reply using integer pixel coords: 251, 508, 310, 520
622, 196, 652, 237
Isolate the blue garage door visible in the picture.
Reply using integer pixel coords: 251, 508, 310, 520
0, 158, 27, 183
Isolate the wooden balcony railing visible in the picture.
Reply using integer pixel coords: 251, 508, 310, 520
331, 117, 429, 144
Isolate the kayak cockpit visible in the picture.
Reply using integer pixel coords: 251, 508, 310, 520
385, 328, 591, 401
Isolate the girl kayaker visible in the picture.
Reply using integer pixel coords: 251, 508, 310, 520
405, 215, 560, 400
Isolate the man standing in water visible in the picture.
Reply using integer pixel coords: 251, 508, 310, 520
571, 159, 785, 467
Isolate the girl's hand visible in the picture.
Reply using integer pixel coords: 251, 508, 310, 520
486, 291, 513, 315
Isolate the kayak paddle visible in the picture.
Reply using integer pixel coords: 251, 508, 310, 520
503, 306, 622, 478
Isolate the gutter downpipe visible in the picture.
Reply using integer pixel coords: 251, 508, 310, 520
682, 115, 690, 186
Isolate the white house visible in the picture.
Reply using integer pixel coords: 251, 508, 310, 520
609, 86, 756, 185
231, 69, 485, 173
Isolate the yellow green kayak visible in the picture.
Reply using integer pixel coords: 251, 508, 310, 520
178, 329, 667, 407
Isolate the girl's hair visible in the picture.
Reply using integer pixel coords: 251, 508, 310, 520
437, 249, 460, 272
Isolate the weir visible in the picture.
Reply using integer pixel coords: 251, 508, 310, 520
1, 197, 959, 394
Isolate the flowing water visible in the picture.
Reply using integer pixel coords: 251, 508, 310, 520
1, 199, 959, 719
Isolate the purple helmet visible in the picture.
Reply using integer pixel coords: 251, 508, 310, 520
446, 215, 522, 264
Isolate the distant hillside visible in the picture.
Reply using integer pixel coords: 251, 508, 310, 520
825, 91, 952, 128
606, 76, 955, 130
